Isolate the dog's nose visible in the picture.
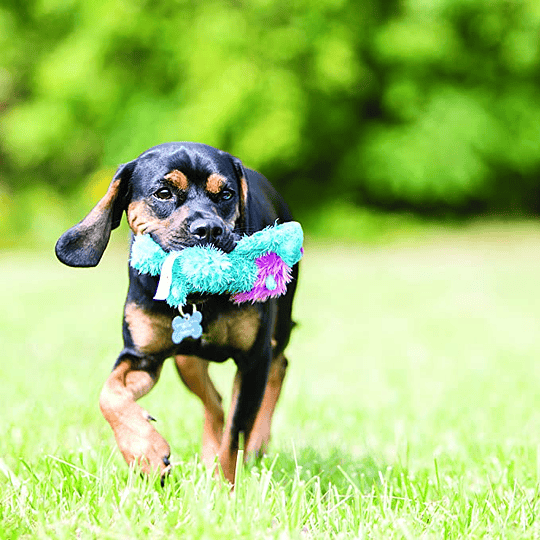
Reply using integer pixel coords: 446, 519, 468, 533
189, 219, 224, 243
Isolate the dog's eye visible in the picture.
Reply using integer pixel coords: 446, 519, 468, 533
154, 188, 173, 200
220, 189, 234, 201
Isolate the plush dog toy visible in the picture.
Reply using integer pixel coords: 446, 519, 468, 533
130, 221, 304, 343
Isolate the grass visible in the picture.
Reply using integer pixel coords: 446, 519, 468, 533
3, 220, 540, 538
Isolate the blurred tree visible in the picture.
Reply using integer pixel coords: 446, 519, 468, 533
1, 0, 540, 219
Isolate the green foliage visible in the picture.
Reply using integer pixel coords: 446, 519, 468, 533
352, 0, 540, 211
1, 0, 540, 228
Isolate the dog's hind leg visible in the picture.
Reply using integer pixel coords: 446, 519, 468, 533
99, 360, 171, 479
218, 360, 271, 484
245, 353, 288, 457
174, 355, 225, 467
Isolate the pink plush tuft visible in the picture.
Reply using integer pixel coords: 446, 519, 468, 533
232, 252, 292, 303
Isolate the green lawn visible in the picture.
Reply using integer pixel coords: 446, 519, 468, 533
3, 222, 540, 538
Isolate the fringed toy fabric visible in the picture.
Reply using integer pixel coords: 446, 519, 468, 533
130, 221, 304, 309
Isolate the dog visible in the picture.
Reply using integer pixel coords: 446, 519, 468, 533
55, 142, 299, 484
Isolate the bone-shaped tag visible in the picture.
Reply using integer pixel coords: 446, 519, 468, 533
172, 311, 203, 344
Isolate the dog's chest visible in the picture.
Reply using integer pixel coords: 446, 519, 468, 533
202, 306, 261, 352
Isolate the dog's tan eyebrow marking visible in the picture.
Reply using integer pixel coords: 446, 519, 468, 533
205, 174, 226, 194
164, 170, 189, 191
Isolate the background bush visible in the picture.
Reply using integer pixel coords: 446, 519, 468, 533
1, 0, 540, 245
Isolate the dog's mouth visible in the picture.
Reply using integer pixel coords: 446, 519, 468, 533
151, 230, 240, 254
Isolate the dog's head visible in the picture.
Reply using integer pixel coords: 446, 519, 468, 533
56, 143, 249, 267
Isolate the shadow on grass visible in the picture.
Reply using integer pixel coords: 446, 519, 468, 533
250, 447, 388, 494
246, 446, 435, 507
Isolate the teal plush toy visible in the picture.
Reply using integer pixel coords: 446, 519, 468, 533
130, 221, 304, 310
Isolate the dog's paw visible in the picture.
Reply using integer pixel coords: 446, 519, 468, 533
114, 412, 172, 478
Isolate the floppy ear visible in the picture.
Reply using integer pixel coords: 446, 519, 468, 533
231, 157, 249, 231
55, 161, 135, 267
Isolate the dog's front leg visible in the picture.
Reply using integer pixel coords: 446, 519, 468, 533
99, 359, 171, 478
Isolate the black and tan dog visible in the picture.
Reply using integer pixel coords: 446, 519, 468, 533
55, 142, 299, 484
